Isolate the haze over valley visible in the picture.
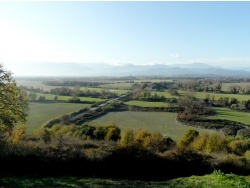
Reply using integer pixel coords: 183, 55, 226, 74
7, 62, 250, 77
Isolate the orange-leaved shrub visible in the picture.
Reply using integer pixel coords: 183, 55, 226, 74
119, 128, 175, 152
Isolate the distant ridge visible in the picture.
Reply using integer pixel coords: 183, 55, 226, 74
7, 62, 250, 77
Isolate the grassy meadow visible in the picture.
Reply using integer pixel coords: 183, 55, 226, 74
208, 107, 250, 126
80, 87, 130, 95
1, 172, 249, 188
35, 93, 105, 102
125, 100, 169, 107
88, 111, 216, 141
166, 172, 250, 188
152, 91, 177, 98
16, 80, 130, 95
194, 92, 250, 101
26, 102, 91, 133
176, 90, 250, 101
99, 82, 133, 90
134, 79, 174, 83
157, 90, 250, 101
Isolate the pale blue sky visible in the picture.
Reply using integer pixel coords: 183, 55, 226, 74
0, 1, 250, 68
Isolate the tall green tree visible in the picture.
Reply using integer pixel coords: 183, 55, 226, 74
0, 64, 29, 134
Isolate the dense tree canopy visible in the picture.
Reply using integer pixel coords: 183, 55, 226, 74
0, 64, 29, 133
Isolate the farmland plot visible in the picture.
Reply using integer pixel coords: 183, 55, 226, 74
125, 100, 169, 107
35, 93, 105, 102
88, 111, 216, 141
208, 107, 250, 126
26, 102, 91, 133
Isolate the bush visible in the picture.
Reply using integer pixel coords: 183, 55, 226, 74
178, 129, 199, 147
67, 98, 81, 103
93, 123, 121, 141
11, 124, 26, 143
190, 133, 209, 151
41, 129, 51, 144
105, 127, 121, 141
191, 133, 228, 154
217, 154, 250, 174
119, 129, 135, 146
228, 140, 250, 155
230, 104, 239, 110
135, 128, 151, 145
143, 132, 164, 153
244, 150, 250, 160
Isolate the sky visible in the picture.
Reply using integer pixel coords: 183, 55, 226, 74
1, 1, 250, 70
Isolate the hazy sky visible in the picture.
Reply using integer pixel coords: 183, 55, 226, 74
1, 1, 250, 68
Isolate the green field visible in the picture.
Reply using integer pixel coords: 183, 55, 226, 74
195, 92, 250, 101
35, 93, 105, 102
26, 102, 91, 133
153, 91, 177, 99
134, 79, 173, 83
99, 82, 133, 90
208, 107, 250, 125
16, 80, 129, 95
80, 87, 129, 95
166, 172, 250, 188
1, 172, 249, 188
125, 100, 169, 107
88, 111, 216, 141
145, 90, 250, 102
175, 90, 250, 101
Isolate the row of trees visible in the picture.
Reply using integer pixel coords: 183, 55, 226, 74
39, 123, 175, 153
131, 88, 168, 102
18, 85, 45, 93
172, 79, 250, 94
43, 80, 101, 87
25, 88, 119, 102
50, 87, 118, 99
2, 122, 250, 178
179, 129, 250, 155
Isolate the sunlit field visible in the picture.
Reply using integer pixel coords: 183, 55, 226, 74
99, 82, 133, 90
208, 107, 250, 126
152, 91, 178, 99
177, 90, 250, 101
88, 111, 216, 141
125, 100, 169, 107
26, 102, 91, 133
194, 92, 250, 101
35, 93, 105, 102
16, 80, 130, 95
134, 79, 174, 83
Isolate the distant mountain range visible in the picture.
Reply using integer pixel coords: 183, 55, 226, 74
7, 62, 250, 77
